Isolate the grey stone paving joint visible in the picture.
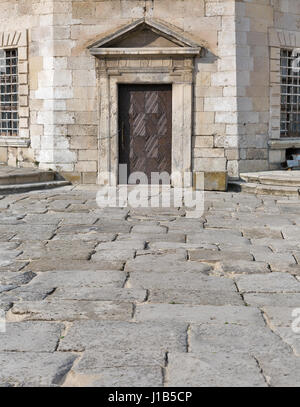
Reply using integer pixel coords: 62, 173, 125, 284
0, 187, 300, 386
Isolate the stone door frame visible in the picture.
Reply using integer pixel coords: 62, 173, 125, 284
89, 18, 201, 186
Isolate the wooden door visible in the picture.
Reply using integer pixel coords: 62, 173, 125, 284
118, 84, 172, 184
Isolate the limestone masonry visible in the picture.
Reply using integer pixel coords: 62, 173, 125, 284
0, 0, 299, 189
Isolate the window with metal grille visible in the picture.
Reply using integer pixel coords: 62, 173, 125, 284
280, 49, 300, 138
0, 49, 18, 137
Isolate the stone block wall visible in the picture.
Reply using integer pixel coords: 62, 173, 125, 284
0, 0, 299, 183
236, 0, 300, 173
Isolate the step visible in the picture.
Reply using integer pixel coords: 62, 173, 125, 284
240, 171, 300, 187
229, 180, 300, 196
0, 170, 55, 185
0, 180, 70, 195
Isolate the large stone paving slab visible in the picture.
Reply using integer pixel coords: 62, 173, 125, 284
148, 289, 243, 306
128, 272, 235, 290
11, 300, 133, 322
235, 273, 300, 293
23, 270, 127, 290
0, 322, 63, 352
59, 321, 187, 352
189, 324, 289, 355
0, 352, 77, 387
65, 350, 165, 387
135, 304, 265, 326
166, 353, 266, 387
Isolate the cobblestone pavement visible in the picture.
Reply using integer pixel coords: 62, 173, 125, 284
1, 186, 300, 386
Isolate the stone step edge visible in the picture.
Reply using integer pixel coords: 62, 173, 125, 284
0, 180, 71, 195
229, 180, 300, 196
0, 170, 55, 185
240, 173, 300, 186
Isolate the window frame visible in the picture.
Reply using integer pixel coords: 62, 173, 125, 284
0, 48, 19, 137
280, 48, 300, 138
0, 29, 29, 147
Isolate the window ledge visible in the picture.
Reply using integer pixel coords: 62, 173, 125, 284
0, 137, 30, 147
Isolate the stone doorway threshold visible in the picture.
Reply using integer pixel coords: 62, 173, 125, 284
229, 171, 300, 196
0, 165, 70, 194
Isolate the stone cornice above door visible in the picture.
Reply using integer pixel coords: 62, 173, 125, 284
88, 18, 202, 57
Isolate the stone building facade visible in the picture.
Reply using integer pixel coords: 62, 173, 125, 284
0, 0, 300, 189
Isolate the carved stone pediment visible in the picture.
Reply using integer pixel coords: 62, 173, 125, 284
88, 18, 201, 56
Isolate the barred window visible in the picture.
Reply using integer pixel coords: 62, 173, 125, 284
0, 49, 18, 137
280, 49, 300, 138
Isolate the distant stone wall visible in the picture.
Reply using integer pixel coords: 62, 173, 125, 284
235, 0, 300, 173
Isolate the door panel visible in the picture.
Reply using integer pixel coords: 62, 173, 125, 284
118, 84, 172, 184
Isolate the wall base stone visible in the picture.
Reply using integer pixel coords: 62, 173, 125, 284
194, 171, 228, 192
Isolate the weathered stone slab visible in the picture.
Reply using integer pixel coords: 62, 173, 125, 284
76, 366, 163, 387
149, 242, 218, 250
0, 260, 29, 272
92, 249, 135, 262
135, 248, 187, 260
0, 271, 36, 287
220, 260, 269, 275
0, 242, 20, 250
66, 349, 164, 386
131, 225, 167, 234
59, 321, 187, 352
125, 256, 211, 274
75, 349, 164, 370
262, 306, 296, 327
270, 264, 300, 274
235, 273, 300, 293
93, 208, 129, 220
189, 249, 253, 262
0, 286, 54, 302
24, 259, 124, 272
23, 214, 62, 225
93, 220, 132, 233
0, 322, 63, 352
272, 327, 300, 357
242, 228, 282, 239
53, 232, 116, 242
167, 353, 266, 387
129, 272, 235, 291
26, 270, 127, 290
0, 352, 77, 387
135, 304, 265, 326
96, 240, 145, 250
58, 213, 99, 225
119, 233, 187, 243
250, 238, 298, 251
189, 324, 289, 355
164, 219, 204, 233
52, 287, 146, 302
9, 225, 57, 240
252, 252, 296, 267
281, 226, 300, 240
187, 230, 250, 246
149, 289, 243, 306
17, 241, 47, 260
11, 300, 132, 322
244, 293, 300, 307
0, 232, 16, 241
256, 353, 300, 387
40, 241, 96, 260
